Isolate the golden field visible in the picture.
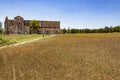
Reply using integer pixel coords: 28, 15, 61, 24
0, 33, 120, 80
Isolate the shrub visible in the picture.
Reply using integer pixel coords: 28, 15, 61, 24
0, 36, 16, 46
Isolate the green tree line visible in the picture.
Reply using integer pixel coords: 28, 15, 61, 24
62, 26, 120, 34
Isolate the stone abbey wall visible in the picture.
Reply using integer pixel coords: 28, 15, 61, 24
4, 16, 60, 34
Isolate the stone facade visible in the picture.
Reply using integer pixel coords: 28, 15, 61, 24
4, 16, 60, 34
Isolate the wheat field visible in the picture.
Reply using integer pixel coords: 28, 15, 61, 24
0, 33, 120, 80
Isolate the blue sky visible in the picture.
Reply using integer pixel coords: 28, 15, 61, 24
0, 0, 120, 29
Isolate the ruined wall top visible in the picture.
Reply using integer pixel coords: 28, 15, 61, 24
5, 16, 8, 21
14, 16, 24, 20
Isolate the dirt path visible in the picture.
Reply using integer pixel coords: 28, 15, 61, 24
0, 34, 56, 50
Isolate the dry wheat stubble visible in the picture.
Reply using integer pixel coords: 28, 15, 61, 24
0, 33, 120, 80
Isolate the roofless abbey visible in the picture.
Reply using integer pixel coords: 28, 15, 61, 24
4, 16, 60, 34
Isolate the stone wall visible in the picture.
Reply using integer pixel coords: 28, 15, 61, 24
4, 16, 60, 34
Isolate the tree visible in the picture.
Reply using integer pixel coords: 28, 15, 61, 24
104, 26, 110, 33
91, 29, 97, 33
76, 29, 80, 33
109, 26, 114, 33
97, 28, 104, 33
0, 21, 3, 34
30, 20, 40, 33
62, 28, 67, 34
67, 27, 70, 33
71, 28, 76, 33
114, 26, 120, 32
84, 28, 90, 33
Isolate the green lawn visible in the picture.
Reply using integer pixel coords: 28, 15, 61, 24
0, 34, 46, 46
7, 34, 44, 43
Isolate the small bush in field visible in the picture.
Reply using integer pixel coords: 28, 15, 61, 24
0, 36, 16, 46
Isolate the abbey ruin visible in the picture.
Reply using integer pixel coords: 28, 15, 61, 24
4, 16, 60, 34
